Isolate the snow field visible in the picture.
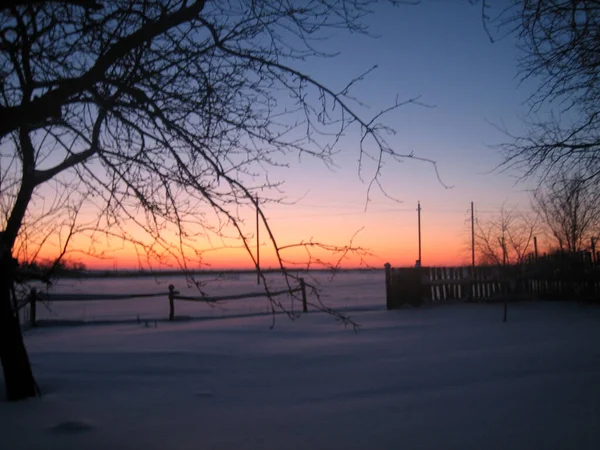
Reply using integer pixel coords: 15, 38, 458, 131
2, 272, 600, 449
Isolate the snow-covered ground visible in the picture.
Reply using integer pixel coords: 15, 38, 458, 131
2, 271, 600, 450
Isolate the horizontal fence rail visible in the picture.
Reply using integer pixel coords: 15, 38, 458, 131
173, 288, 301, 302
34, 292, 174, 301
168, 281, 307, 321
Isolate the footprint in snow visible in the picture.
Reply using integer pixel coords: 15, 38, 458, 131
50, 419, 95, 434
194, 390, 213, 398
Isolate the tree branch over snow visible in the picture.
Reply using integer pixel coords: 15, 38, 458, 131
0, 0, 445, 400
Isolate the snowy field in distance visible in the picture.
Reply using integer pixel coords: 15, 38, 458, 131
2, 271, 600, 450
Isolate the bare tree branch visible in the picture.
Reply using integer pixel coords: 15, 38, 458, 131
474, 205, 539, 266
497, 1, 600, 184
533, 172, 600, 252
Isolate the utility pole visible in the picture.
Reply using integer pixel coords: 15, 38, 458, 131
469, 201, 476, 302
417, 201, 422, 267
256, 195, 260, 285
471, 201, 475, 270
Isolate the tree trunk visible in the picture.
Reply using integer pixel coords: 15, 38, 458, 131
0, 254, 37, 401
0, 127, 39, 401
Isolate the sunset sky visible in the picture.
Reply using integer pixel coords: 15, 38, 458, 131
27, 0, 544, 271
240, 0, 538, 270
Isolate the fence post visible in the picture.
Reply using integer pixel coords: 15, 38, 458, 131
384, 263, 393, 309
300, 278, 307, 313
168, 284, 175, 321
29, 288, 37, 328
469, 266, 475, 302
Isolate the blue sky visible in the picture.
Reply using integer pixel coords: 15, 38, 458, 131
17, 0, 546, 269
255, 0, 541, 267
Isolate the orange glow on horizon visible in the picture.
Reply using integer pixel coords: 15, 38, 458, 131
32, 234, 471, 271
21, 188, 505, 271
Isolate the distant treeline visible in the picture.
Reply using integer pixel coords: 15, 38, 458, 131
73, 267, 381, 279
17, 262, 381, 280
18, 259, 87, 278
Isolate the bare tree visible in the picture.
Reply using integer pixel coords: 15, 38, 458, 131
0, 1, 431, 401
496, 1, 600, 183
474, 206, 538, 266
532, 173, 600, 253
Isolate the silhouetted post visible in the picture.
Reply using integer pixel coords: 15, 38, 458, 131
592, 237, 596, 265
300, 278, 307, 313
417, 201, 422, 266
29, 288, 37, 328
469, 201, 475, 301
256, 195, 260, 285
168, 284, 175, 321
534, 236, 539, 260
384, 263, 393, 309
471, 201, 475, 269
501, 235, 509, 322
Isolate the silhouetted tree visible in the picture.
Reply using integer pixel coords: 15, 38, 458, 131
474, 206, 539, 266
497, 0, 600, 183
533, 173, 600, 253
0, 1, 426, 401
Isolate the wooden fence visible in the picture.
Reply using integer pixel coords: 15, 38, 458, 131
384, 262, 600, 309
384, 264, 505, 308
167, 280, 307, 321
20, 279, 307, 327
